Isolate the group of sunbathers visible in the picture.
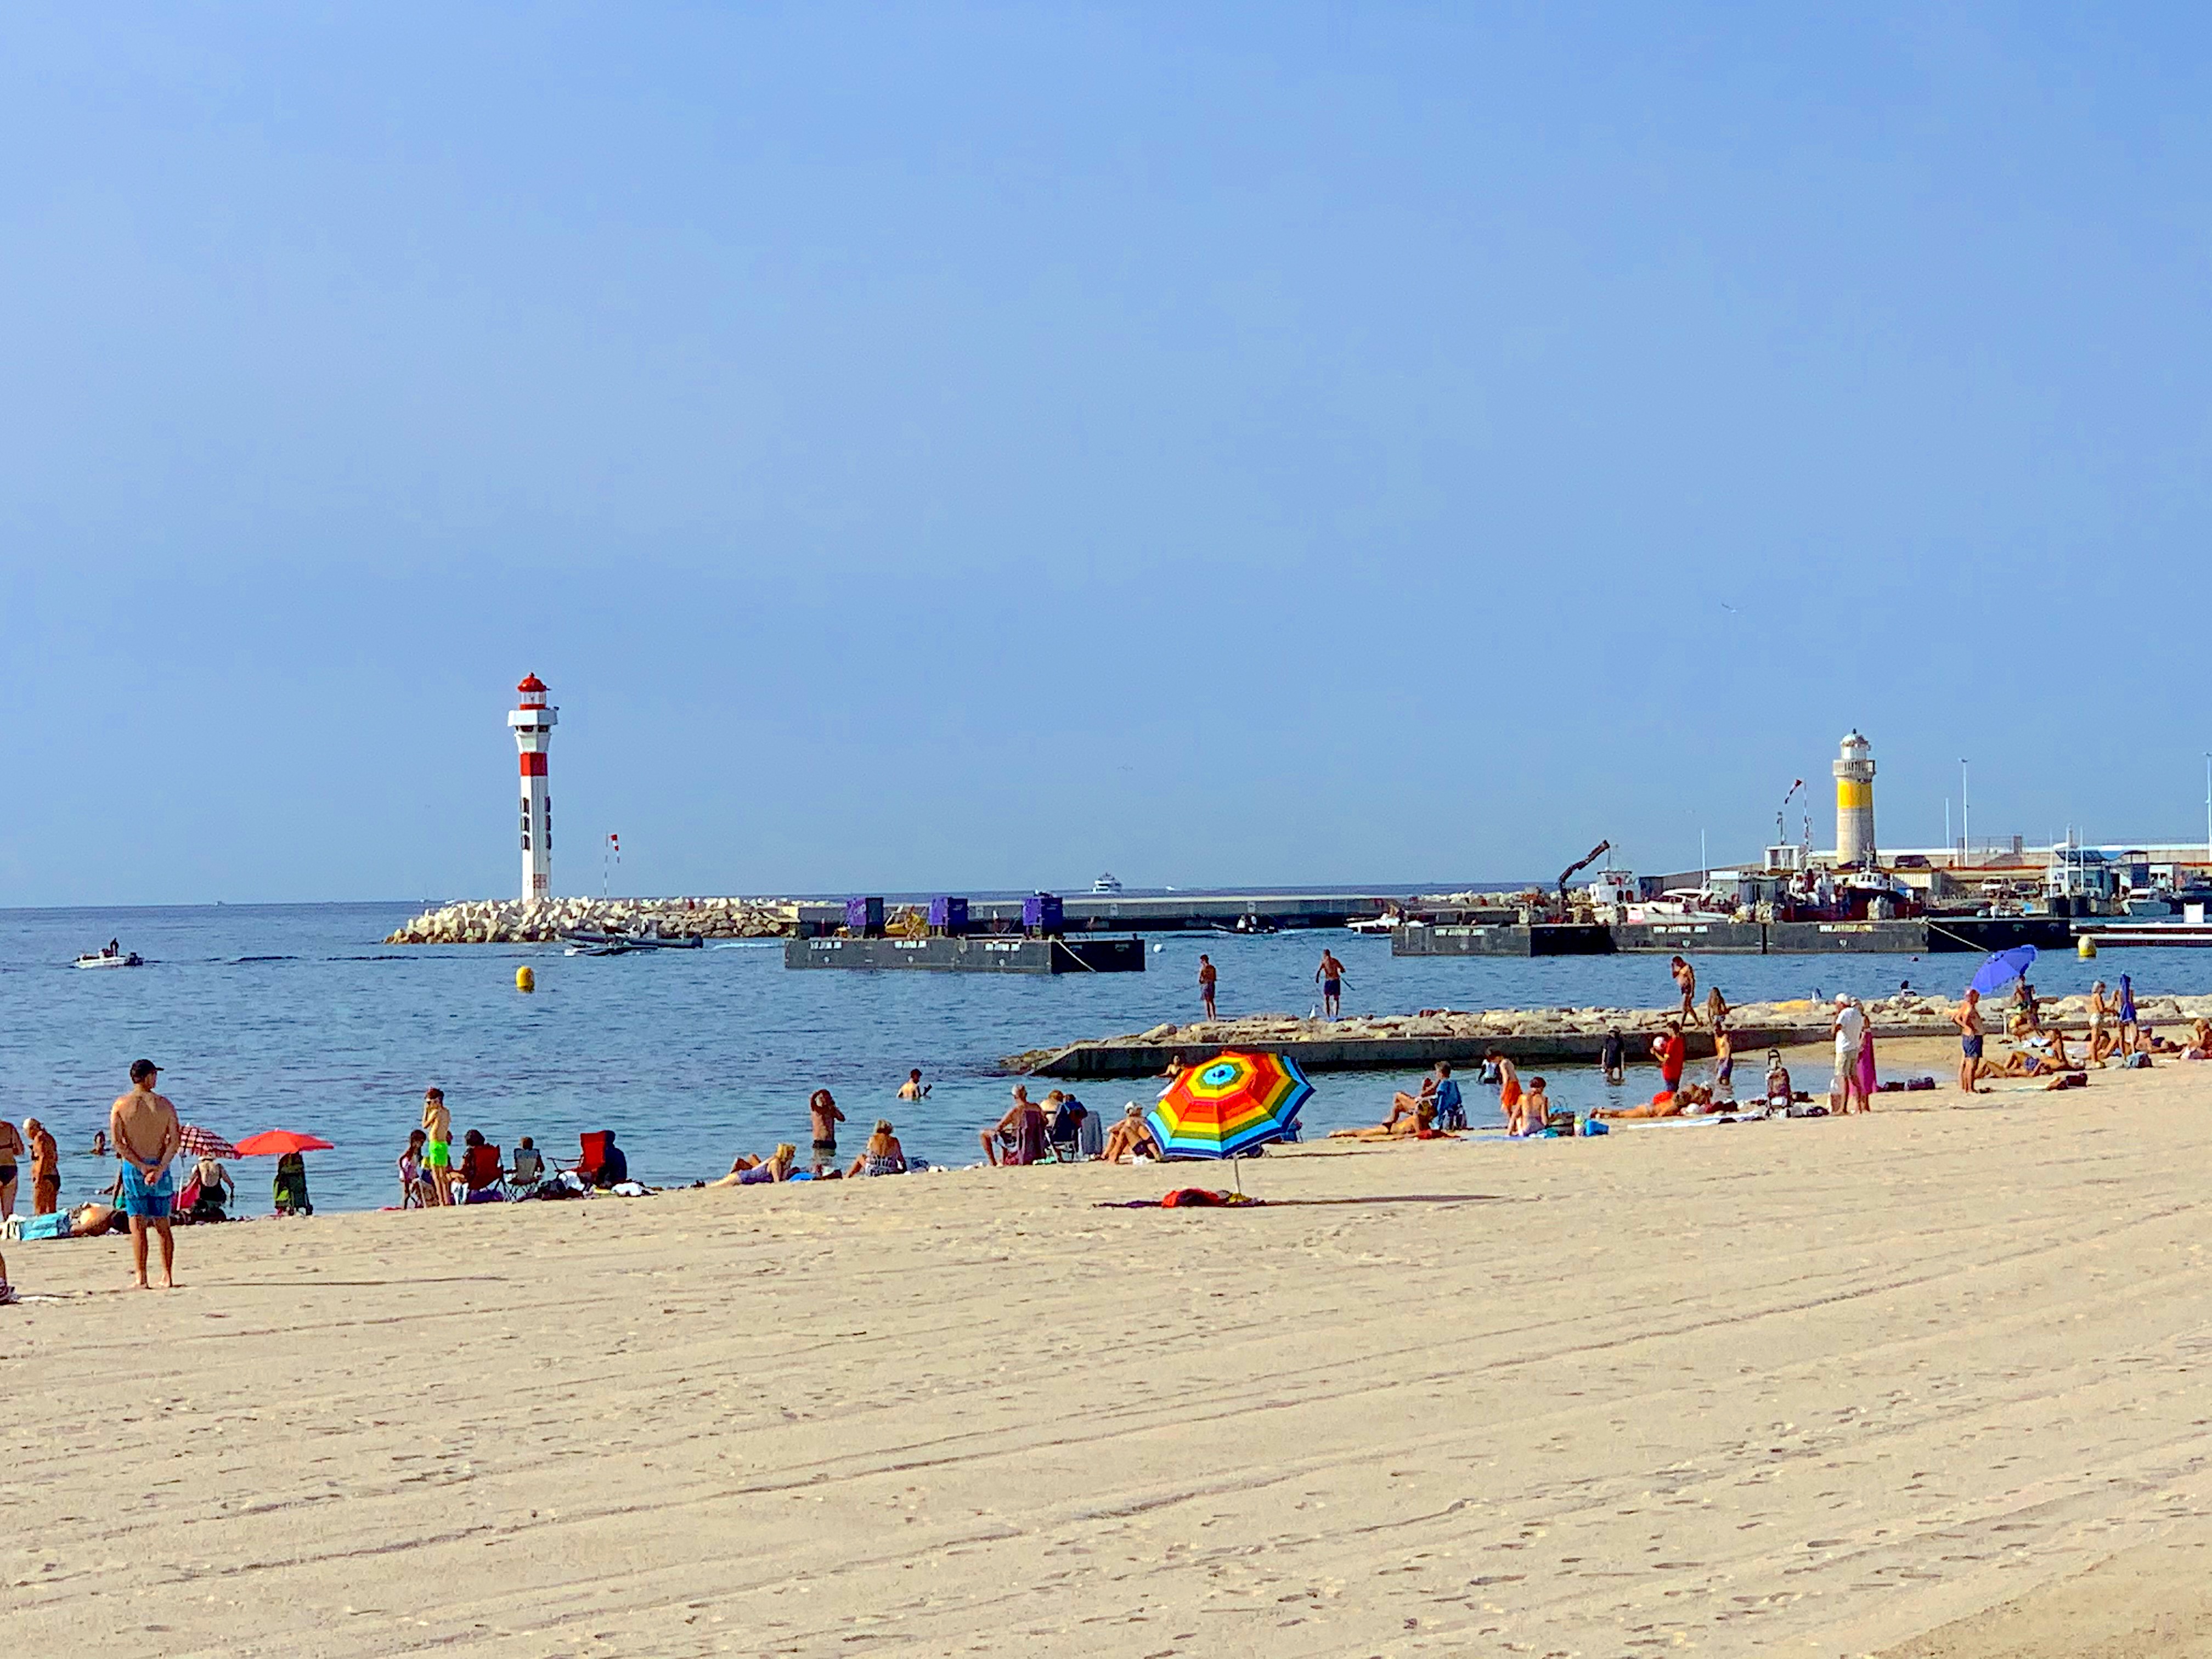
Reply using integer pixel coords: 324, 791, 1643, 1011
1954, 978, 2202, 1094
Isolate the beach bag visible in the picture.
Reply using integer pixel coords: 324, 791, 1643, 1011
19, 1212, 70, 1241
2124, 1052, 2153, 1069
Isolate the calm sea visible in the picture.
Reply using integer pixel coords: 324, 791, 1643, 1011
5, 902, 2202, 1214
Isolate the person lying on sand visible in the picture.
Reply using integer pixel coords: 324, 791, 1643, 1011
1980, 1036, 2084, 1081
847, 1121, 907, 1177
710, 1144, 797, 1187
1330, 1099, 1437, 1141
1103, 1105, 1161, 1163
1599, 1089, 1689, 1121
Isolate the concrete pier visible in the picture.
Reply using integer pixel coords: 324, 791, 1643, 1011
785, 936, 1143, 974
1013, 986, 2212, 1079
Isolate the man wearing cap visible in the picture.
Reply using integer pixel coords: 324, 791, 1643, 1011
109, 1060, 182, 1289
1832, 996, 1868, 1115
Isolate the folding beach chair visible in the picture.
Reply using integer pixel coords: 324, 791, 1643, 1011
460, 1142, 508, 1204
575, 1131, 613, 1187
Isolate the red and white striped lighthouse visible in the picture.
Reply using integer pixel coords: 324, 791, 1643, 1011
508, 674, 558, 900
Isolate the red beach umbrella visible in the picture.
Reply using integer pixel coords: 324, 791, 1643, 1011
234, 1130, 335, 1156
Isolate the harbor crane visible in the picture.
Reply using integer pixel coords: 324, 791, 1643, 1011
1557, 840, 1611, 916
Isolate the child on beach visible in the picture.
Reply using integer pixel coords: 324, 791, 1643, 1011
1513, 1076, 1553, 1136
809, 1089, 845, 1173
398, 1130, 428, 1209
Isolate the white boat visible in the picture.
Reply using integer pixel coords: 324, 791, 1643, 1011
1346, 914, 1398, 935
75, 950, 143, 969
1091, 872, 1124, 894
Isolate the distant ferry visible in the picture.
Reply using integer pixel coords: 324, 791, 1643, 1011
1091, 872, 1124, 894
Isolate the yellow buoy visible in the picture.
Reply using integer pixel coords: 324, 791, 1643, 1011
516, 964, 537, 991
2077, 935, 2096, 960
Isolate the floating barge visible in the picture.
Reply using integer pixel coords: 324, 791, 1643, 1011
785, 936, 1144, 975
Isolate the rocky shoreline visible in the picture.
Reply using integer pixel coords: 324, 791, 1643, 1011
385, 896, 800, 944
1006, 989, 2212, 1076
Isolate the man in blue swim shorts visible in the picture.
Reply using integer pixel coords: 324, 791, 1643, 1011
110, 1059, 183, 1289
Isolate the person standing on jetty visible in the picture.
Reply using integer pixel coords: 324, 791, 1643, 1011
1670, 957, 1699, 1025
109, 1060, 182, 1290
1198, 955, 1218, 1021
1315, 949, 1346, 1019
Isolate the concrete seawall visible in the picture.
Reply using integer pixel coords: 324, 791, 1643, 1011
386, 896, 799, 944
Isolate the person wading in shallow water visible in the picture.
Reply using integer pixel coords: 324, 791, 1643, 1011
1198, 955, 1218, 1021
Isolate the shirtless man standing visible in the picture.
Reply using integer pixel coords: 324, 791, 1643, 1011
421, 1087, 454, 1206
1953, 988, 1986, 1095
25, 1118, 60, 1215
1198, 955, 1218, 1021
0, 1115, 22, 1218
1670, 957, 1699, 1026
1315, 949, 1346, 1019
110, 1059, 182, 1290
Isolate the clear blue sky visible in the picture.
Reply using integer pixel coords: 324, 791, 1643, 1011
5, 5, 2210, 905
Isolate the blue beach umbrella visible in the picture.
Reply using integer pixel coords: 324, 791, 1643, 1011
1968, 945, 2038, 996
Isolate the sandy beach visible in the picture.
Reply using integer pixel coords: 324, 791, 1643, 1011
8, 1049, 2212, 1657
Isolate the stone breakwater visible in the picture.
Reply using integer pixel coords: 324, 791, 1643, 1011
385, 896, 800, 945
1010, 990, 2212, 1077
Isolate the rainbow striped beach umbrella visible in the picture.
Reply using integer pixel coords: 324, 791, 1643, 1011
1147, 1049, 1312, 1161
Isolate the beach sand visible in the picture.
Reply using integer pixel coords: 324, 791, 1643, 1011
7, 1052, 2212, 1657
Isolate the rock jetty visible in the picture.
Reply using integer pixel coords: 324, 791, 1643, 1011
1010, 989, 2212, 1078
385, 896, 799, 945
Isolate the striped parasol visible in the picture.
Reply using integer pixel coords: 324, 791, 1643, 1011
177, 1124, 239, 1160
1147, 1049, 1312, 1161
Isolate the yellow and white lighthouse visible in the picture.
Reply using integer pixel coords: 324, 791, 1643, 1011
510, 674, 558, 900
1833, 730, 1876, 867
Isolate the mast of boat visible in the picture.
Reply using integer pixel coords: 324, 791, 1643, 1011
603, 832, 619, 899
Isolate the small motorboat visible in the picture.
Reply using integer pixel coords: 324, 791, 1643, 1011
1345, 915, 1398, 936
561, 927, 705, 954
75, 947, 143, 969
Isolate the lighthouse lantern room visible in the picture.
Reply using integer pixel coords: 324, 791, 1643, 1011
509, 674, 558, 900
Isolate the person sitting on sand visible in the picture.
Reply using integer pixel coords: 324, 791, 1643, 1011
398, 1130, 430, 1209
1103, 1105, 1161, 1163
981, 1086, 1049, 1167
1430, 1062, 1464, 1131
1513, 1076, 1558, 1136
1045, 1091, 1090, 1158
1764, 1050, 1794, 1109
712, 1144, 797, 1187
189, 1153, 234, 1222
847, 1121, 907, 1177
1385, 1074, 1438, 1132
2180, 1019, 2212, 1060
1330, 1098, 1437, 1141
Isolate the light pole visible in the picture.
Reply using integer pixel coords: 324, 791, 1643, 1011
2202, 753, 2209, 878
1960, 758, 1970, 859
